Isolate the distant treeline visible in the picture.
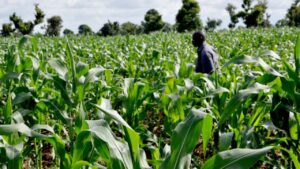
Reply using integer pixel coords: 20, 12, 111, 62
1, 0, 300, 37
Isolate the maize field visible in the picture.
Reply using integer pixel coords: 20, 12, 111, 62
0, 28, 299, 168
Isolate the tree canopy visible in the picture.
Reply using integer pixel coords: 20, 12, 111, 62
45, 16, 63, 36
78, 24, 93, 35
205, 18, 222, 32
227, 0, 270, 28
142, 9, 165, 34
277, 0, 300, 27
175, 0, 202, 32
99, 21, 120, 36
1, 23, 14, 37
9, 4, 45, 35
63, 29, 74, 36
120, 22, 140, 35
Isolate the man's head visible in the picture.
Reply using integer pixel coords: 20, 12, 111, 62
192, 31, 205, 47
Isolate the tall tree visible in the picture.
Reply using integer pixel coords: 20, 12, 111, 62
142, 9, 165, 34
226, 0, 270, 28
175, 0, 202, 32
226, 4, 238, 28
99, 21, 120, 36
205, 18, 222, 32
1, 23, 14, 37
9, 4, 45, 35
120, 22, 139, 35
34, 4, 45, 25
78, 24, 93, 35
284, 0, 300, 26
45, 16, 63, 36
63, 28, 74, 36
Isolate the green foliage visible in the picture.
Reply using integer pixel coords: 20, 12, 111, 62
285, 0, 300, 26
202, 147, 273, 169
227, 0, 270, 28
34, 4, 45, 25
161, 22, 173, 32
99, 21, 120, 36
8, 4, 45, 35
160, 109, 207, 169
226, 4, 238, 28
63, 28, 74, 36
78, 24, 93, 35
1, 23, 14, 37
205, 18, 222, 32
142, 9, 165, 34
175, 0, 202, 32
0, 28, 299, 168
120, 22, 140, 35
45, 16, 63, 36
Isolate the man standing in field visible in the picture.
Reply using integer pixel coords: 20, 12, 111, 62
192, 31, 219, 74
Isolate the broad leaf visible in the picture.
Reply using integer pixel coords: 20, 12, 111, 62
48, 58, 68, 81
219, 83, 269, 126
202, 115, 213, 157
294, 34, 300, 76
0, 123, 49, 138
160, 109, 207, 169
202, 146, 273, 169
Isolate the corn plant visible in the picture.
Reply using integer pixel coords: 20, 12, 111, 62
0, 28, 299, 168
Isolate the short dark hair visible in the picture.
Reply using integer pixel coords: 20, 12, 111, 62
192, 31, 205, 47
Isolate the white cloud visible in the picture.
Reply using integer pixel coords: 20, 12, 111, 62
0, 0, 294, 33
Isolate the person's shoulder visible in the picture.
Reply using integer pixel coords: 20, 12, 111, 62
203, 43, 213, 50
201, 44, 212, 53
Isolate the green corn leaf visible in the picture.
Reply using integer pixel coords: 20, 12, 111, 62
93, 99, 132, 129
294, 34, 300, 77
124, 127, 142, 169
90, 126, 133, 169
72, 161, 98, 169
261, 50, 281, 60
283, 61, 298, 83
17, 35, 30, 60
275, 147, 300, 169
46, 100, 71, 124
6, 45, 19, 73
219, 83, 269, 126
205, 87, 230, 98
202, 146, 273, 169
66, 42, 77, 94
223, 55, 257, 67
72, 130, 93, 163
0, 123, 49, 138
93, 99, 147, 168
202, 115, 213, 157
287, 149, 300, 168
218, 132, 234, 151
31, 124, 55, 133
53, 76, 73, 106
18, 35, 30, 50
12, 92, 32, 105
7, 145, 23, 169
75, 102, 86, 134
48, 58, 68, 81
44, 134, 70, 169
30, 36, 38, 52
30, 56, 40, 83
5, 92, 12, 123
160, 109, 207, 169
75, 61, 89, 78
84, 67, 105, 85
224, 55, 282, 77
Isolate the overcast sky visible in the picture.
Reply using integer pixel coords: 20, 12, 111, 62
0, 0, 294, 33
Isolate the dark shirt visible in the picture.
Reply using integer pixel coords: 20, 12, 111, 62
195, 43, 219, 74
